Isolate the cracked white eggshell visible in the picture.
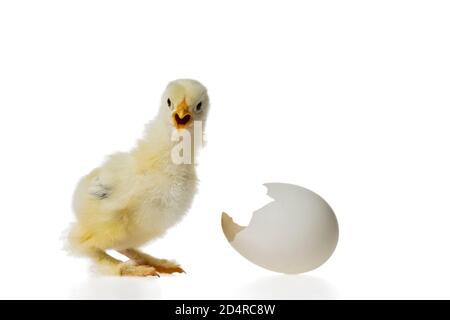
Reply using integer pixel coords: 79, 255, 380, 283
222, 183, 339, 274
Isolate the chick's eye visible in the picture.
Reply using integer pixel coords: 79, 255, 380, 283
167, 98, 171, 107
196, 102, 202, 112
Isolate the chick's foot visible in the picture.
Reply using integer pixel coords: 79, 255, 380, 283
119, 263, 160, 277
125, 259, 184, 274
119, 249, 185, 274
153, 260, 185, 274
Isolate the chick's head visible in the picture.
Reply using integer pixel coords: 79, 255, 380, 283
159, 79, 209, 130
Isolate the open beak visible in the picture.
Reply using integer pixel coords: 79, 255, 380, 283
172, 98, 193, 129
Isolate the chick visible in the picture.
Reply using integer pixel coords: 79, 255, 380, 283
67, 79, 209, 276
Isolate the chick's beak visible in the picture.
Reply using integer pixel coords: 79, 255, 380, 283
172, 99, 193, 129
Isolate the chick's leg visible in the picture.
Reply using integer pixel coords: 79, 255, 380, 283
89, 249, 159, 277
119, 248, 184, 274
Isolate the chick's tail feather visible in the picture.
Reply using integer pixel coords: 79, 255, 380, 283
63, 223, 95, 257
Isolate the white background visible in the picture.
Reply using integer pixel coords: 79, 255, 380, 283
0, 1, 449, 299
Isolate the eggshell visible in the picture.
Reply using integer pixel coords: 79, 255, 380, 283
222, 183, 339, 274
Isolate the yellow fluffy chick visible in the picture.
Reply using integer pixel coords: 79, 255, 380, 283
67, 79, 209, 276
